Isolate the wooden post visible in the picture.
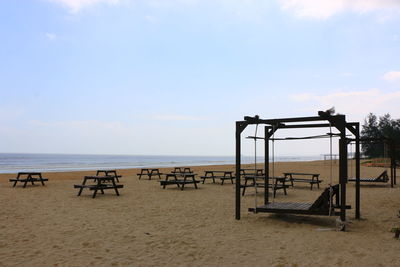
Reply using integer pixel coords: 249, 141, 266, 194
337, 117, 348, 229
235, 121, 248, 220
355, 124, 361, 219
390, 140, 395, 188
394, 141, 397, 185
264, 126, 269, 205
235, 122, 242, 220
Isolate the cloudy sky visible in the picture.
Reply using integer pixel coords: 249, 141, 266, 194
0, 0, 399, 156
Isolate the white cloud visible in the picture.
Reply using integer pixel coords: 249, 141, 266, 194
383, 71, 400, 82
278, 0, 400, 19
291, 89, 400, 120
48, 0, 121, 13
45, 33, 57, 41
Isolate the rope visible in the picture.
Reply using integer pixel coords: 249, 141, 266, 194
384, 141, 389, 170
272, 124, 276, 202
350, 143, 353, 178
270, 134, 342, 141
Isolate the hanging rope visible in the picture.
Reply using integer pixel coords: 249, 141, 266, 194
254, 124, 259, 210
384, 141, 389, 170
272, 124, 276, 202
247, 133, 343, 141
350, 142, 354, 178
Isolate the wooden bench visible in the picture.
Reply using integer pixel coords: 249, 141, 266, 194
348, 170, 389, 183
242, 175, 289, 197
96, 170, 122, 182
137, 168, 163, 180
9, 172, 48, 188
283, 172, 322, 190
160, 173, 200, 190
200, 171, 235, 185
74, 175, 123, 198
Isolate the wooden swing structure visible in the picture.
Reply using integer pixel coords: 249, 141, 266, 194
235, 111, 360, 230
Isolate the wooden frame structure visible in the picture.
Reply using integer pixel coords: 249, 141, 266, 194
348, 137, 397, 219
348, 137, 397, 187
235, 112, 360, 230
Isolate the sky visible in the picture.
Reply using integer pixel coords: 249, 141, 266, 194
0, 0, 400, 157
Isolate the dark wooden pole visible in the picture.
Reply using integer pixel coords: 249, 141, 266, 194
391, 140, 395, 188
264, 126, 269, 205
355, 123, 360, 219
394, 141, 397, 185
338, 117, 348, 229
235, 122, 242, 220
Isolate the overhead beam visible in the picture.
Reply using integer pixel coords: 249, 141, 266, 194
241, 115, 343, 125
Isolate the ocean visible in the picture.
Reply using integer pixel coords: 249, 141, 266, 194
0, 153, 321, 173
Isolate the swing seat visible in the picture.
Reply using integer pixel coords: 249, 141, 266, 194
348, 170, 389, 183
248, 184, 347, 216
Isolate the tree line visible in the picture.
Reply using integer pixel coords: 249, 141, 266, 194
361, 113, 400, 159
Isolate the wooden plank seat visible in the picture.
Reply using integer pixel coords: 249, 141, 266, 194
242, 176, 289, 197
10, 172, 48, 188
160, 173, 200, 190
74, 184, 124, 190
74, 175, 123, 198
248, 184, 348, 216
200, 171, 235, 185
137, 168, 163, 180
348, 170, 389, 183
96, 170, 122, 182
283, 172, 322, 190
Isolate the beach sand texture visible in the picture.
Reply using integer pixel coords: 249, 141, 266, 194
0, 160, 399, 266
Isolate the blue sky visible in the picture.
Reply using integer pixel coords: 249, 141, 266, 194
0, 0, 400, 156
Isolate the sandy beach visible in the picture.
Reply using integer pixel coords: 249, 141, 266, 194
0, 160, 399, 266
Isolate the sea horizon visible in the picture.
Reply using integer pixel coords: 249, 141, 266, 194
0, 152, 322, 174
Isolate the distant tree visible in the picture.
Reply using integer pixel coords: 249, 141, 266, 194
361, 113, 400, 158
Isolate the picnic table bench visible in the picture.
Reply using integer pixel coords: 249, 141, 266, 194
96, 169, 122, 182
160, 173, 200, 190
137, 168, 163, 180
200, 170, 235, 185
283, 172, 322, 190
9, 172, 48, 188
242, 175, 289, 197
74, 175, 123, 198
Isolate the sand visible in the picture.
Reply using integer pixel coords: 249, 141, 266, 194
0, 160, 399, 266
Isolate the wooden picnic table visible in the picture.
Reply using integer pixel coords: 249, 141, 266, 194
137, 168, 163, 180
200, 170, 235, 185
160, 173, 200, 190
242, 175, 288, 197
171, 167, 193, 174
240, 169, 264, 176
74, 175, 123, 198
9, 172, 48, 188
283, 172, 322, 190
96, 169, 122, 182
